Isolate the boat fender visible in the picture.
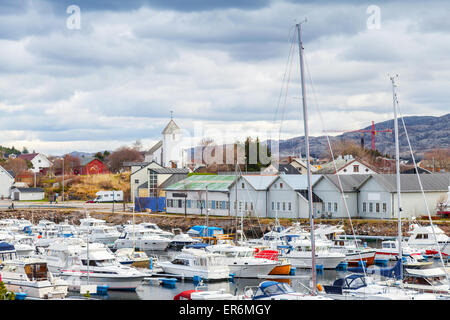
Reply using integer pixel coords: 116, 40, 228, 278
317, 284, 323, 292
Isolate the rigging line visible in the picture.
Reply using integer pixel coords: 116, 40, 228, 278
302, 49, 368, 277
395, 91, 450, 283
273, 26, 297, 126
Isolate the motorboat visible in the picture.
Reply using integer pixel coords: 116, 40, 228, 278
403, 253, 434, 269
35, 229, 62, 248
321, 273, 437, 300
114, 248, 151, 269
169, 228, 201, 250
159, 248, 230, 281
375, 240, 421, 261
41, 239, 147, 290
329, 238, 377, 266
253, 249, 292, 275
0, 242, 18, 262
278, 241, 346, 269
241, 281, 333, 300
113, 227, 171, 251
407, 223, 449, 250
136, 222, 174, 239
205, 244, 278, 278
12, 234, 36, 257
0, 258, 68, 299
174, 289, 236, 300
89, 225, 121, 246
0, 219, 21, 232
78, 216, 107, 234
56, 221, 77, 238
34, 219, 57, 233
402, 267, 450, 295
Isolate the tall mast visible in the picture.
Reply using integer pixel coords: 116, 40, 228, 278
391, 75, 403, 282
296, 20, 317, 294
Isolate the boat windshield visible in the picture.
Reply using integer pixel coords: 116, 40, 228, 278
258, 283, 295, 296
24, 263, 49, 281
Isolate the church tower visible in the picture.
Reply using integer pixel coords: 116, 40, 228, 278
161, 115, 183, 168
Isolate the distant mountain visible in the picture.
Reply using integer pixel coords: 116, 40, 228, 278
272, 113, 450, 159
68, 151, 95, 159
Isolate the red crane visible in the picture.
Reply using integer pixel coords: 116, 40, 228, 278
323, 121, 392, 151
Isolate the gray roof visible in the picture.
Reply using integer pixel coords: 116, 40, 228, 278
123, 161, 151, 167
147, 140, 162, 155
161, 119, 180, 134
138, 173, 189, 190
150, 168, 189, 174
364, 173, 450, 193
320, 174, 372, 192
12, 187, 45, 193
242, 175, 278, 191
277, 174, 322, 190
278, 164, 301, 174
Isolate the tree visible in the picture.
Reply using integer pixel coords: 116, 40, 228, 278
0, 281, 15, 300
107, 146, 144, 173
3, 158, 28, 176
423, 148, 450, 172
21, 146, 29, 154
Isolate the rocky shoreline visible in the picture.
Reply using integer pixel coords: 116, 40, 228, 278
1, 208, 449, 239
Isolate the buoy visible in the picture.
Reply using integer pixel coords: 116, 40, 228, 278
317, 283, 323, 292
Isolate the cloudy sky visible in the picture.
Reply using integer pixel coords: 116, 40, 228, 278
0, 0, 448, 156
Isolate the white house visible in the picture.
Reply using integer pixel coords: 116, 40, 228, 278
18, 153, 52, 173
313, 174, 371, 219
268, 175, 323, 219
316, 155, 378, 175
357, 173, 450, 219
145, 118, 184, 168
289, 158, 318, 174
164, 175, 237, 216
0, 165, 14, 199
11, 187, 45, 201
229, 175, 278, 218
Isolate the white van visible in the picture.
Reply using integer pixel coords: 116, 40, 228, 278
94, 190, 123, 203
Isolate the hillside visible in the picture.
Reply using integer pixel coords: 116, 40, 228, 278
274, 113, 449, 159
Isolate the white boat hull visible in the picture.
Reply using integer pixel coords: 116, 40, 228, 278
114, 239, 170, 251
281, 253, 345, 269
159, 262, 230, 281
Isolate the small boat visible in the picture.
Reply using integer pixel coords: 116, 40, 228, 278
242, 281, 332, 300
375, 240, 420, 261
402, 267, 450, 294
78, 216, 107, 234
205, 244, 279, 278
89, 225, 121, 246
114, 248, 151, 269
279, 243, 346, 269
0, 258, 68, 299
0, 242, 18, 263
174, 289, 236, 300
403, 253, 434, 269
159, 248, 230, 281
253, 249, 292, 275
169, 228, 201, 250
406, 222, 449, 250
113, 227, 171, 251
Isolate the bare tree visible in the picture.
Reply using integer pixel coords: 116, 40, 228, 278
107, 146, 144, 173
3, 158, 28, 177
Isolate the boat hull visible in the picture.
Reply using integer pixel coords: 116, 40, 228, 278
159, 262, 230, 281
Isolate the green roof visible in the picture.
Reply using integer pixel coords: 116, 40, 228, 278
164, 175, 236, 192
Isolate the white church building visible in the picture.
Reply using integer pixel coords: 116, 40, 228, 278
144, 118, 185, 168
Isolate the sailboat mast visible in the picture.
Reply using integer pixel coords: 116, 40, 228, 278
391, 75, 403, 281
296, 20, 317, 294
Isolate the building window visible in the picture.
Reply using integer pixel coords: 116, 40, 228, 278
383, 203, 387, 212
322, 202, 325, 212
134, 179, 139, 184
239, 202, 242, 211
241, 183, 245, 189
376, 203, 380, 213
280, 183, 283, 189
282, 202, 286, 211
277, 202, 280, 210
178, 200, 183, 208
363, 202, 367, 212
328, 202, 331, 212
369, 203, 373, 212
245, 202, 248, 210
272, 202, 274, 210
334, 202, 338, 212
288, 202, 292, 211
353, 165, 359, 172
187, 200, 191, 208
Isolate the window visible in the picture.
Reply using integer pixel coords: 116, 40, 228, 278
376, 203, 380, 213
353, 165, 359, 172
288, 202, 292, 211
283, 202, 286, 211
250, 202, 254, 211
134, 179, 139, 184
280, 183, 283, 189
363, 202, 367, 212
242, 183, 245, 189
369, 203, 373, 212
178, 200, 183, 208
245, 202, 248, 210
383, 203, 387, 212
322, 202, 325, 212
334, 202, 338, 212
187, 200, 191, 208
272, 202, 274, 210
328, 202, 331, 212
277, 202, 280, 210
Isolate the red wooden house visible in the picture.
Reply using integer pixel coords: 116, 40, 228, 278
74, 157, 109, 175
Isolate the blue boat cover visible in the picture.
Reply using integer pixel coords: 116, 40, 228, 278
0, 242, 15, 251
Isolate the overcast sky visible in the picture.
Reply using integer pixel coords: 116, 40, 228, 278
0, 0, 448, 156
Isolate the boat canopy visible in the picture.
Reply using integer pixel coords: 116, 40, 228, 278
0, 242, 15, 251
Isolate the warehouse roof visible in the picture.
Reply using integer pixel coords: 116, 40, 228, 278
164, 175, 236, 192
242, 175, 278, 191
363, 173, 450, 192
319, 174, 372, 192
277, 174, 322, 190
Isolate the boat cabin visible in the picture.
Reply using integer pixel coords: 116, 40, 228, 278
250, 281, 296, 299
0, 242, 18, 262
323, 274, 367, 294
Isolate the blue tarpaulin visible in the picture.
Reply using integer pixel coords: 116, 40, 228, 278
135, 197, 166, 212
